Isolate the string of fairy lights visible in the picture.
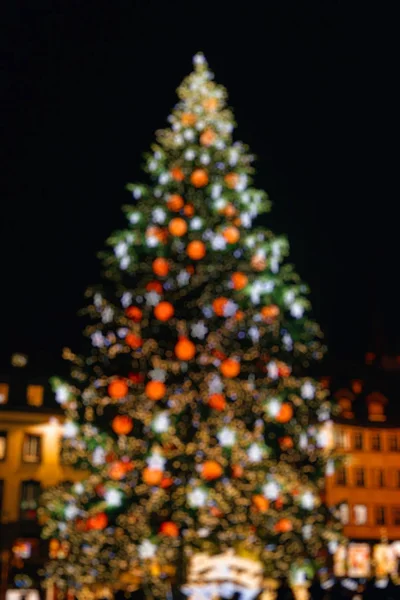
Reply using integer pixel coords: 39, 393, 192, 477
39, 52, 342, 598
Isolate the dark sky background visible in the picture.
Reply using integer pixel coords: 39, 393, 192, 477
1, 3, 398, 375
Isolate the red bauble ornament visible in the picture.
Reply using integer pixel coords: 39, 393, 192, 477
87, 512, 108, 531
125, 306, 143, 322
208, 393, 226, 411
159, 521, 179, 537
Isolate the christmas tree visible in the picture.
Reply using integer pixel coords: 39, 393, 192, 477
40, 53, 341, 598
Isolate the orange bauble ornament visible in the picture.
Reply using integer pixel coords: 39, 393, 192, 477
278, 362, 291, 378
224, 172, 240, 189
154, 301, 174, 321
87, 512, 108, 531
202, 97, 218, 112
222, 226, 240, 244
223, 203, 237, 218
112, 415, 133, 435
159, 521, 179, 537
261, 305, 280, 323
125, 306, 142, 322
175, 337, 196, 361
213, 297, 229, 317
145, 380, 166, 401
146, 226, 168, 244
279, 436, 294, 450
181, 112, 197, 127
152, 257, 169, 277
168, 217, 187, 237
232, 464, 243, 478
146, 280, 163, 294
251, 254, 267, 271
187, 240, 206, 260
231, 272, 248, 290
208, 393, 226, 411
183, 203, 195, 216
190, 169, 209, 188
167, 194, 184, 212
108, 379, 128, 399
201, 460, 223, 481
170, 167, 184, 181
143, 467, 163, 486
275, 518, 292, 533
220, 358, 240, 378
276, 403, 293, 423
200, 128, 216, 146
252, 495, 270, 513
109, 461, 127, 481
126, 333, 143, 349
210, 506, 224, 518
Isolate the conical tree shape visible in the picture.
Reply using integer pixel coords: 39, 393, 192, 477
40, 53, 342, 597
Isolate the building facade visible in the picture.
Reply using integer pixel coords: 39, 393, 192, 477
323, 354, 400, 578
326, 421, 400, 541
0, 367, 84, 598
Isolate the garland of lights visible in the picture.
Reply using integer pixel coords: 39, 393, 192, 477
39, 52, 343, 599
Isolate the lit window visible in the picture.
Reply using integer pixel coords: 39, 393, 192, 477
22, 435, 41, 463
336, 466, 347, 486
376, 506, 386, 525
366, 392, 387, 422
20, 480, 41, 521
353, 432, 363, 450
392, 507, 400, 526
334, 389, 354, 419
372, 469, 385, 487
339, 503, 349, 524
365, 352, 376, 365
0, 432, 7, 461
371, 433, 381, 451
353, 504, 368, 525
351, 380, 363, 394
354, 468, 365, 487
388, 435, 399, 452
389, 469, 400, 488
336, 429, 349, 450
27, 385, 44, 407
0, 383, 9, 405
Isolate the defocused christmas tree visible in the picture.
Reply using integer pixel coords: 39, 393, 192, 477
40, 53, 342, 599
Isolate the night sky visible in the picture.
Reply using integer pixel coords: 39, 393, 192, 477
1, 3, 398, 375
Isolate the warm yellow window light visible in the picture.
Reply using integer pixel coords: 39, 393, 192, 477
0, 383, 9, 404
27, 385, 44, 407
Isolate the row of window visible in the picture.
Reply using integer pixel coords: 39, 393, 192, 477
336, 429, 400, 452
0, 432, 43, 463
339, 503, 400, 527
0, 383, 44, 407
0, 479, 42, 521
336, 465, 400, 488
